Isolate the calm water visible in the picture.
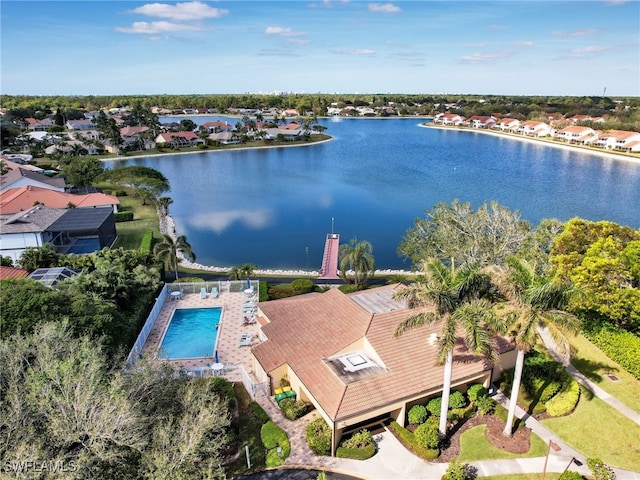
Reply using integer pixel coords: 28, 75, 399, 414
107, 117, 640, 271
159, 307, 221, 359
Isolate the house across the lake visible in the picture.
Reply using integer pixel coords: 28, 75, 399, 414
251, 284, 516, 455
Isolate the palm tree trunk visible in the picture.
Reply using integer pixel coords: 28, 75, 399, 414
439, 350, 453, 436
503, 348, 525, 436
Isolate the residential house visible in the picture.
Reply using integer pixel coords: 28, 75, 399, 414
283, 109, 299, 117
0, 205, 117, 262
208, 132, 241, 144
202, 121, 233, 133
44, 140, 99, 156
0, 265, 29, 280
251, 285, 516, 455
519, 120, 552, 137
434, 113, 465, 126
555, 126, 597, 144
264, 125, 306, 141
0, 167, 66, 193
154, 132, 203, 148
0, 186, 119, 214
25, 117, 55, 131
594, 130, 640, 152
496, 118, 520, 131
66, 119, 96, 130
466, 115, 496, 129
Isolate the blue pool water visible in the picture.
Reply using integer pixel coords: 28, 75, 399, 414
67, 238, 101, 254
159, 307, 221, 359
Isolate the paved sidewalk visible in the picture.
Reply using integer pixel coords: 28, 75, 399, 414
539, 327, 640, 426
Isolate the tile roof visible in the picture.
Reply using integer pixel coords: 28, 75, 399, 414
0, 167, 66, 191
253, 285, 514, 421
0, 186, 118, 214
0, 266, 29, 280
0, 205, 66, 233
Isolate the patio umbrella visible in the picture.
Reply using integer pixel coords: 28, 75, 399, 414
246, 278, 251, 290
215, 350, 219, 363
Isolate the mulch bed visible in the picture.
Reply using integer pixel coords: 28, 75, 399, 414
435, 414, 532, 463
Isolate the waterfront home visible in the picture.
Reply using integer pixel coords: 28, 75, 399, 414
0, 166, 66, 193
434, 113, 465, 126
465, 115, 496, 129
594, 130, 640, 152
496, 118, 520, 131
519, 120, 552, 137
202, 121, 233, 133
66, 119, 96, 130
251, 285, 515, 456
555, 125, 598, 144
154, 131, 203, 148
0, 185, 119, 214
209, 132, 241, 145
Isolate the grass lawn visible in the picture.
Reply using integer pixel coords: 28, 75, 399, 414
569, 333, 640, 413
541, 388, 640, 472
458, 425, 547, 462
113, 195, 161, 250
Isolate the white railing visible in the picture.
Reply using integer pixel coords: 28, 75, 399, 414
240, 364, 268, 400
126, 286, 168, 368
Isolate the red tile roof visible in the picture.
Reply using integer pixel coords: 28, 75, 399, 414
0, 266, 29, 280
0, 186, 118, 214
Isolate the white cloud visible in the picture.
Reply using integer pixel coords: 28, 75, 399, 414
569, 45, 610, 56
458, 50, 512, 64
515, 41, 534, 47
489, 24, 507, 30
189, 209, 274, 234
115, 21, 204, 34
368, 3, 401, 13
331, 48, 376, 55
265, 26, 305, 37
466, 42, 486, 48
131, 1, 228, 21
571, 29, 599, 37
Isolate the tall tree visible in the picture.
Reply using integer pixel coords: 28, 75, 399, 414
339, 237, 376, 288
394, 259, 500, 436
99, 166, 169, 205
17, 243, 60, 272
154, 235, 195, 280
489, 257, 580, 436
60, 157, 104, 191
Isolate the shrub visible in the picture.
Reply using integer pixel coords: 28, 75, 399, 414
336, 443, 376, 460
408, 404, 428, 425
475, 396, 496, 416
114, 211, 134, 222
584, 322, 640, 379
442, 459, 476, 480
559, 472, 584, 480
208, 377, 235, 409
587, 457, 617, 480
261, 421, 290, 467
279, 398, 310, 420
427, 397, 443, 416
306, 418, 332, 455
139, 229, 153, 253
529, 377, 563, 403
414, 422, 441, 449
388, 421, 439, 461
342, 429, 373, 449
546, 380, 581, 417
250, 401, 270, 424
467, 384, 487, 402
291, 278, 315, 293
449, 391, 468, 409
268, 284, 295, 299
175, 277, 204, 283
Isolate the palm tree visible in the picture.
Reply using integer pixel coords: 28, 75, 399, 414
239, 263, 257, 279
490, 257, 580, 436
153, 234, 195, 280
228, 266, 241, 281
339, 238, 376, 288
394, 259, 500, 436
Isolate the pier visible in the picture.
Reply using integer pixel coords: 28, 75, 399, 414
318, 233, 340, 279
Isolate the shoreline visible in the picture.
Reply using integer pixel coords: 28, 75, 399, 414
422, 124, 640, 165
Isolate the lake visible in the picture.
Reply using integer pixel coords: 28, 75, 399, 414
106, 117, 640, 271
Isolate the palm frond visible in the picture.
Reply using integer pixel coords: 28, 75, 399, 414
394, 312, 437, 336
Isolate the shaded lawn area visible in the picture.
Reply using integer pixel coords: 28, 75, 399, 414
457, 425, 547, 462
113, 195, 161, 250
541, 389, 640, 472
569, 333, 640, 413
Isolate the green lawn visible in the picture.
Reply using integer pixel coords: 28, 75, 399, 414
458, 425, 547, 462
541, 389, 640, 472
569, 333, 640, 413
113, 195, 161, 250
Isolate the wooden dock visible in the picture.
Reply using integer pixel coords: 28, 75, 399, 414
318, 233, 340, 279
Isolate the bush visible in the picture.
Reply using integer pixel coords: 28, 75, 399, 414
261, 421, 290, 467
114, 211, 134, 222
559, 472, 584, 480
408, 404, 429, 425
587, 457, 617, 480
279, 398, 310, 420
585, 322, 640, 379
250, 401, 270, 424
342, 429, 373, 449
427, 397, 443, 416
546, 380, 581, 417
475, 396, 496, 416
208, 377, 235, 409
449, 391, 468, 409
388, 421, 439, 460
467, 384, 487, 402
529, 377, 563, 403
442, 459, 476, 480
291, 278, 315, 293
139, 229, 153, 253
306, 418, 332, 455
336, 443, 376, 460
414, 422, 441, 449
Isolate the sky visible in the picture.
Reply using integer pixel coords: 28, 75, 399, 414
1, 0, 639, 97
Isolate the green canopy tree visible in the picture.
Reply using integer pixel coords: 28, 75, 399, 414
17, 243, 60, 272
99, 165, 169, 205
60, 157, 105, 191
339, 238, 376, 288
489, 257, 580, 436
154, 235, 196, 280
394, 259, 500, 436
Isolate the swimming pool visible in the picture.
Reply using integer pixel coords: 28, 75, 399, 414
67, 237, 102, 254
159, 307, 222, 359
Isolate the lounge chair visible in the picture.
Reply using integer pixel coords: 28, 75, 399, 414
210, 287, 218, 298
238, 338, 252, 347
200, 287, 207, 299
239, 333, 252, 340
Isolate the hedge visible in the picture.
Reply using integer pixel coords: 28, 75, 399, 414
408, 404, 428, 425
467, 383, 487, 402
279, 398, 311, 420
250, 401, 270, 424
291, 278, 315, 294
584, 322, 640, 379
336, 443, 376, 460
414, 422, 441, 449
114, 211, 134, 222
139, 229, 153, 253
306, 418, 332, 456
388, 421, 439, 460
545, 380, 581, 417
260, 421, 290, 467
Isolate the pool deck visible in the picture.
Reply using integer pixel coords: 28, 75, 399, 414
141, 289, 261, 382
